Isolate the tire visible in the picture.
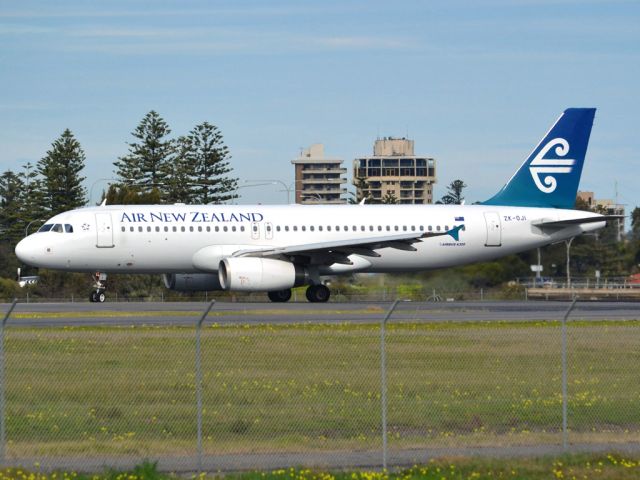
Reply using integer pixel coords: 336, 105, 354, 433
268, 289, 292, 303
90, 292, 98, 303
97, 292, 106, 303
306, 285, 330, 303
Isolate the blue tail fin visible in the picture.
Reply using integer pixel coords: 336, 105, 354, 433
482, 108, 596, 209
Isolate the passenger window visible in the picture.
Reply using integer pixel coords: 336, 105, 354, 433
215, 226, 220, 232
394, 226, 399, 231
138, 226, 143, 232
38, 224, 53, 233
155, 226, 160, 232
121, 226, 126, 232
65, 224, 73, 233
172, 226, 177, 232
310, 226, 314, 232
419, 225, 424, 231
130, 227, 134, 232
344, 225, 348, 230
285, 226, 289, 232
198, 226, 202, 232
293, 226, 298, 232
369, 226, 374, 231
428, 225, 433, 231
378, 226, 382, 231
206, 226, 211, 232
223, 226, 228, 232
318, 226, 322, 231
352, 226, 357, 231
360, 226, 365, 231
403, 226, 407, 231
189, 226, 194, 232
437, 225, 441, 231
386, 226, 390, 231
240, 226, 245, 232
165, 226, 169, 232
411, 226, 415, 231
445, 225, 449, 231
302, 226, 306, 232
276, 226, 281, 232
327, 226, 331, 232
232, 226, 237, 232
181, 226, 186, 232
147, 226, 151, 232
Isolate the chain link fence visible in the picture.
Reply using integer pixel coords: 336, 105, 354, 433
0, 300, 639, 472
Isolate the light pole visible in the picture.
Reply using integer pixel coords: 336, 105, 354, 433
244, 179, 292, 204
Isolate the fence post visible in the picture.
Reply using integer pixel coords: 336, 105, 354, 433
0, 299, 18, 465
380, 299, 400, 471
196, 300, 215, 472
562, 298, 577, 450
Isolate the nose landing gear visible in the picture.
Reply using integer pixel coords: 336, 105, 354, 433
89, 272, 108, 303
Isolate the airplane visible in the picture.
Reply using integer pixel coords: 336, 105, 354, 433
15, 108, 620, 303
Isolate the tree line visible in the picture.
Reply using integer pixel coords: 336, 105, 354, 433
0, 111, 238, 285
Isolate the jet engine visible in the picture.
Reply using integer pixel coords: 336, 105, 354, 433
162, 273, 223, 292
218, 258, 308, 292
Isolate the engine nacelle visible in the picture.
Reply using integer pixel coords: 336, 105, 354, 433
162, 273, 223, 292
218, 258, 308, 292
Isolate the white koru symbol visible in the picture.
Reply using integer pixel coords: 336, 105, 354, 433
529, 138, 575, 194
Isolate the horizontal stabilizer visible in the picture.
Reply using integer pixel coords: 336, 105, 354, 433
533, 215, 623, 229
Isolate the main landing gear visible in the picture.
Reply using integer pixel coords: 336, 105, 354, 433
266, 284, 331, 303
89, 272, 107, 303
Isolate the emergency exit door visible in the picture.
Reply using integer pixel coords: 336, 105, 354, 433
483, 212, 502, 247
95, 213, 114, 248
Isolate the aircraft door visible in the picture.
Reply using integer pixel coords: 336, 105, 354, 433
95, 213, 115, 248
483, 212, 502, 247
265, 222, 273, 240
251, 222, 260, 240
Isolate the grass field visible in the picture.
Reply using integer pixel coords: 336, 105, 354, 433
2, 454, 640, 480
4, 319, 640, 459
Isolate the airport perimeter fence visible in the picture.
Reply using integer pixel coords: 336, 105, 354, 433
0, 299, 639, 473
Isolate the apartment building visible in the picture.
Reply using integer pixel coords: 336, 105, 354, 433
353, 137, 436, 204
291, 144, 347, 204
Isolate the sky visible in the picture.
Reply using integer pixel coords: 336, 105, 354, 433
1, 0, 639, 216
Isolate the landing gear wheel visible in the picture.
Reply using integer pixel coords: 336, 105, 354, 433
89, 272, 108, 303
90, 290, 106, 303
305, 284, 330, 303
268, 289, 292, 303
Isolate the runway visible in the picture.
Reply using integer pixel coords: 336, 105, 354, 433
2, 300, 639, 326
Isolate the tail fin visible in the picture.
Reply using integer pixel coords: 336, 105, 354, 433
482, 108, 596, 209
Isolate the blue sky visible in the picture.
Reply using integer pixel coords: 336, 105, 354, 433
1, 0, 638, 213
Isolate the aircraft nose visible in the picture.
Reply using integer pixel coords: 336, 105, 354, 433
15, 236, 38, 265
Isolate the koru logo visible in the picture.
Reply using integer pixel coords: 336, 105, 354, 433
529, 138, 575, 193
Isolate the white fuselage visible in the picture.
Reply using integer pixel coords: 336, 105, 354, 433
15, 204, 604, 275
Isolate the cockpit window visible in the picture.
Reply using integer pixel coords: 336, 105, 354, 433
51, 224, 63, 233
65, 224, 73, 233
38, 224, 53, 233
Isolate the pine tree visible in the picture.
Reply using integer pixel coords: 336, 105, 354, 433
114, 111, 174, 195
0, 170, 25, 244
382, 191, 398, 204
37, 129, 87, 216
439, 179, 467, 205
163, 136, 196, 204
186, 122, 237, 204
20, 162, 48, 231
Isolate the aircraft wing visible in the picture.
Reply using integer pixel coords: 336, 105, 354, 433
232, 225, 464, 261
532, 215, 623, 229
